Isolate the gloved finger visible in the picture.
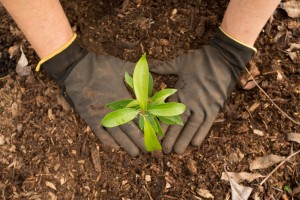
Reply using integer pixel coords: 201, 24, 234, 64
160, 123, 169, 136
149, 59, 180, 75
120, 122, 148, 153
107, 127, 140, 157
93, 128, 120, 150
162, 112, 189, 154
191, 117, 214, 147
173, 114, 203, 154
161, 93, 188, 154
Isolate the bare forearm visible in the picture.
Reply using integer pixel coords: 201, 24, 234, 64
0, 0, 73, 58
221, 0, 281, 46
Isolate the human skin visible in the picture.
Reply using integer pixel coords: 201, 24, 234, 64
0, 0, 280, 58
221, 0, 281, 46
0, 0, 73, 59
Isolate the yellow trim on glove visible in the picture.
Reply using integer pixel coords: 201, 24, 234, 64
219, 27, 257, 53
35, 33, 77, 71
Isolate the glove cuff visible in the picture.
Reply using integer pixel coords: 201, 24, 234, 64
35, 33, 88, 84
210, 27, 256, 73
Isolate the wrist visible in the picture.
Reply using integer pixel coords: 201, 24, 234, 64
209, 27, 256, 73
36, 34, 88, 84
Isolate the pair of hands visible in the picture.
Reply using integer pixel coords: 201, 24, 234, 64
43, 29, 254, 157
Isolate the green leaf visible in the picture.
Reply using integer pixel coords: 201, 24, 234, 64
158, 115, 183, 125
143, 116, 162, 152
148, 73, 153, 97
284, 186, 292, 195
126, 99, 139, 108
138, 115, 144, 131
125, 72, 133, 89
151, 89, 177, 105
106, 99, 135, 110
101, 108, 139, 127
148, 102, 186, 117
133, 53, 149, 111
154, 117, 164, 136
145, 113, 158, 133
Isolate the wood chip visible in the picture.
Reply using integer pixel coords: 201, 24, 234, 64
0, 134, 5, 146
187, 159, 197, 174
248, 102, 260, 112
253, 129, 264, 136
57, 95, 71, 112
196, 188, 214, 199
90, 145, 101, 172
45, 181, 57, 190
48, 108, 55, 121
11, 102, 19, 117
145, 175, 151, 182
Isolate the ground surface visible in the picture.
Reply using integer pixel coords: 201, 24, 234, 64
0, 0, 300, 199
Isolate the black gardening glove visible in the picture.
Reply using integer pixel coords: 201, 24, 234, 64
38, 36, 146, 157
150, 28, 256, 154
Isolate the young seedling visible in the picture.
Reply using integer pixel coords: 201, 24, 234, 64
101, 53, 186, 152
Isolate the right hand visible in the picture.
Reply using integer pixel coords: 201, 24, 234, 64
41, 38, 146, 157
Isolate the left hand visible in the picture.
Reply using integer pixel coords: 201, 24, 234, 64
150, 28, 255, 154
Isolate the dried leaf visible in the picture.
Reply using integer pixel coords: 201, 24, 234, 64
250, 154, 286, 171
221, 172, 265, 183
223, 171, 252, 200
287, 133, 300, 144
196, 188, 214, 199
280, 1, 300, 18
8, 44, 19, 58
239, 61, 261, 90
16, 47, 31, 77
45, 181, 57, 190
286, 43, 300, 64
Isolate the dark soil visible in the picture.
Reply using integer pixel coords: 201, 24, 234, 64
1, 0, 300, 199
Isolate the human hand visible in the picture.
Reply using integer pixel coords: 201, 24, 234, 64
40, 39, 146, 157
150, 28, 256, 154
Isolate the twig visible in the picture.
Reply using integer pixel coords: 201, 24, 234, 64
245, 68, 300, 125
0, 75, 10, 80
260, 149, 300, 185
143, 185, 153, 200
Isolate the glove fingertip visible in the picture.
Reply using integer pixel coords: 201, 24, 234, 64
173, 144, 187, 155
128, 148, 140, 157
162, 144, 173, 154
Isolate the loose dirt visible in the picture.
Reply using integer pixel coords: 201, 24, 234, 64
1, 0, 299, 199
